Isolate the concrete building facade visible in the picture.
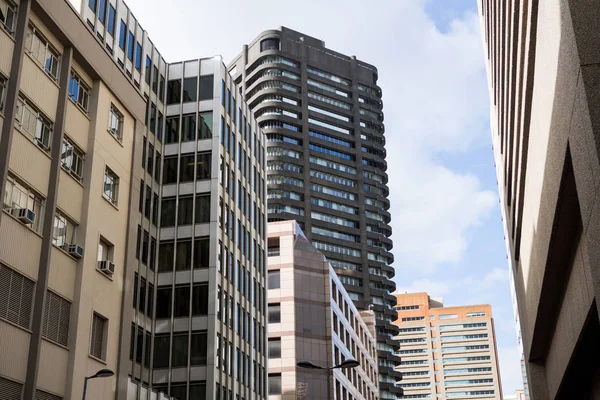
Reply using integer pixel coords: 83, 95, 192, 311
266, 220, 379, 400
228, 27, 401, 399
0, 0, 268, 399
478, 0, 600, 398
393, 293, 502, 400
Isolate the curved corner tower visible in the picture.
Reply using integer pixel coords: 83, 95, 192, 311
229, 27, 402, 399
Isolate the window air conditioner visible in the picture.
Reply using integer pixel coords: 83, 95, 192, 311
64, 244, 84, 259
11, 208, 36, 224
98, 260, 115, 275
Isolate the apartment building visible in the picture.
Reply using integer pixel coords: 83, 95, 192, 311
266, 220, 379, 399
0, 0, 268, 399
478, 0, 600, 398
228, 27, 401, 399
393, 293, 502, 400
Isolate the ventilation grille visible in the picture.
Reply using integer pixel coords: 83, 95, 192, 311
42, 291, 71, 346
91, 313, 106, 360
0, 376, 23, 400
0, 263, 35, 329
35, 389, 62, 400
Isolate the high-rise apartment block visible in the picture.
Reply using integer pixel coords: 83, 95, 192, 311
228, 27, 401, 399
266, 220, 379, 399
393, 293, 502, 400
478, 0, 600, 398
0, 0, 268, 399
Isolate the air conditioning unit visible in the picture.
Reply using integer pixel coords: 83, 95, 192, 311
11, 208, 35, 224
98, 260, 115, 275
64, 244, 84, 259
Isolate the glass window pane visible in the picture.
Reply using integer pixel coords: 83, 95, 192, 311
194, 238, 209, 269
171, 333, 188, 367
155, 288, 172, 319
182, 77, 197, 102
174, 286, 190, 317
199, 75, 214, 100
179, 155, 195, 182
268, 271, 280, 289
177, 197, 193, 225
268, 304, 280, 323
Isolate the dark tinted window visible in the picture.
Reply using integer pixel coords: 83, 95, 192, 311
195, 194, 210, 223
260, 38, 280, 51
179, 155, 195, 182
162, 156, 178, 184
194, 238, 209, 269
182, 77, 197, 102
165, 116, 179, 144
167, 79, 181, 104
196, 153, 211, 180
171, 333, 188, 367
199, 112, 213, 139
174, 286, 190, 317
176, 240, 192, 271
190, 332, 208, 365
178, 196, 193, 225
155, 287, 172, 319
268, 339, 281, 358
158, 241, 174, 272
181, 114, 196, 142
153, 334, 170, 368
199, 75, 214, 100
192, 284, 208, 315
268, 304, 280, 323
161, 198, 176, 226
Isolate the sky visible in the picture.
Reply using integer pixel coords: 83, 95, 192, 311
70, 0, 523, 394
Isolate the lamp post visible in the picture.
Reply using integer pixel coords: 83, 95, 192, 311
297, 359, 360, 400
82, 368, 114, 400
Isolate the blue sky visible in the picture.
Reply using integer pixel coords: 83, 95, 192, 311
70, 0, 523, 394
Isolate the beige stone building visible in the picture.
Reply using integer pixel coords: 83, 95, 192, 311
0, 0, 268, 399
266, 220, 379, 400
478, 0, 600, 398
393, 293, 502, 399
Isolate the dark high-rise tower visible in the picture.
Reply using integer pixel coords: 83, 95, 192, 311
229, 27, 402, 399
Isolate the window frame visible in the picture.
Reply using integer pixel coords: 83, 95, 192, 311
90, 312, 108, 360
61, 136, 84, 182
25, 24, 60, 81
0, 0, 17, 35
108, 103, 124, 141
15, 95, 53, 151
103, 166, 119, 205
68, 70, 91, 113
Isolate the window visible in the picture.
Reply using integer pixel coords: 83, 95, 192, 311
467, 312, 486, 317
151, 65, 158, 93
160, 197, 176, 226
90, 313, 107, 360
195, 194, 210, 223
0, 263, 34, 329
159, 74, 165, 100
155, 287, 172, 319
25, 24, 60, 81
118, 20, 126, 50
268, 374, 281, 395
15, 96, 52, 151
165, 115, 179, 144
108, 104, 123, 141
199, 75, 214, 100
181, 114, 196, 141
162, 156, 177, 184
268, 304, 280, 323
268, 339, 281, 358
167, 79, 181, 104
179, 154, 194, 182
199, 112, 213, 139
439, 314, 458, 320
68, 71, 90, 112
401, 316, 425, 322
97, 0, 106, 23
103, 167, 119, 205
0, 75, 5, 112
52, 211, 76, 248
126, 31, 134, 60
182, 77, 197, 102
260, 38, 280, 51
178, 196, 193, 225
194, 237, 209, 269
0, 0, 16, 34
171, 333, 188, 367
268, 271, 280, 289
192, 284, 208, 315
42, 290, 71, 346
174, 285, 190, 317
61, 137, 84, 181
191, 332, 208, 365
107, 4, 115, 35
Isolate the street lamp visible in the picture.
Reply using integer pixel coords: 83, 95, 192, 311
82, 368, 114, 400
297, 359, 360, 400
